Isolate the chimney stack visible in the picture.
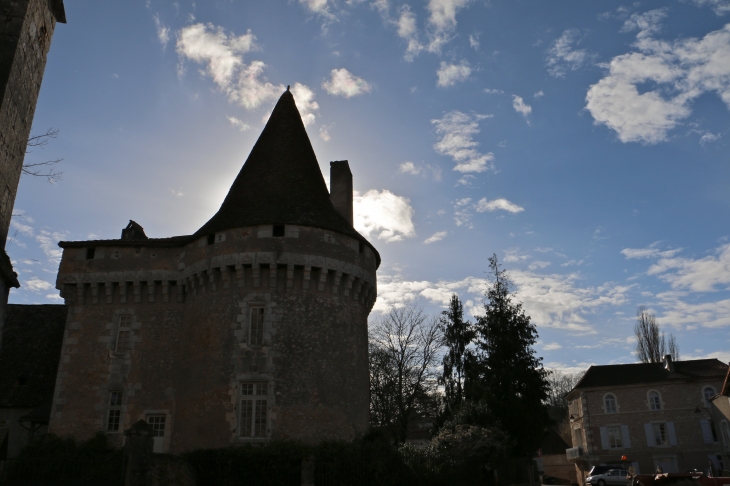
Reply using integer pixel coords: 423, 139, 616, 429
330, 161, 353, 226
663, 354, 674, 371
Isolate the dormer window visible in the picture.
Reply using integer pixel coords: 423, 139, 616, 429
86, 247, 95, 259
272, 225, 285, 237
703, 386, 717, 406
604, 393, 618, 414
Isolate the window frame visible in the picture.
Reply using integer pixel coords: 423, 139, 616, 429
607, 425, 623, 449
653, 422, 668, 446
648, 390, 662, 411
702, 386, 717, 406
604, 393, 618, 414
721, 420, 730, 448
248, 307, 265, 346
239, 382, 268, 439
106, 391, 123, 433
115, 314, 133, 353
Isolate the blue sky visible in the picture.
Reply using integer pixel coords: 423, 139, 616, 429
9, 0, 730, 373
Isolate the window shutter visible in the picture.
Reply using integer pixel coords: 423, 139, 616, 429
644, 423, 655, 447
621, 425, 631, 448
700, 419, 714, 444
666, 422, 677, 446
600, 426, 610, 450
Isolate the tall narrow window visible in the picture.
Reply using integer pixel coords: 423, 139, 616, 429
147, 414, 167, 453
653, 423, 668, 446
116, 315, 133, 352
239, 382, 267, 438
604, 394, 617, 414
608, 426, 623, 448
249, 307, 264, 346
107, 391, 123, 432
648, 391, 661, 410
703, 386, 717, 406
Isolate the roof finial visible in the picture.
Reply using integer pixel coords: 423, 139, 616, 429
287, 85, 290, 92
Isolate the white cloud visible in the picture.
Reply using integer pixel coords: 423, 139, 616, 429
299, 0, 335, 19
543, 342, 563, 351
396, 6, 423, 61
511, 95, 532, 118
35, 230, 66, 265
11, 220, 34, 237
424, 231, 447, 244
25, 277, 53, 293
561, 259, 584, 267
700, 132, 721, 145
319, 126, 331, 141
45, 293, 63, 301
586, 22, 730, 144
374, 270, 632, 334
620, 9, 667, 37
432, 111, 494, 173
546, 29, 595, 78
436, 61, 471, 87
322, 68, 372, 97
289, 83, 319, 126
484, 88, 504, 94
354, 189, 416, 242
426, 0, 472, 53
177, 24, 318, 122
169, 188, 184, 197
399, 161, 420, 175
656, 296, 730, 329
226, 115, 250, 131
153, 14, 170, 49
646, 243, 730, 292
621, 245, 682, 259
529, 261, 551, 270
688, 0, 730, 16
469, 34, 479, 50
474, 197, 524, 213
534, 90, 544, 98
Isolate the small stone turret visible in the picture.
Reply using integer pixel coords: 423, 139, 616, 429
329, 161, 353, 226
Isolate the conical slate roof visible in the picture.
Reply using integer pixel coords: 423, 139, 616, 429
195, 90, 379, 265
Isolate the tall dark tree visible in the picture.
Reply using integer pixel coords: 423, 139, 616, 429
469, 254, 551, 459
439, 294, 475, 415
634, 306, 679, 363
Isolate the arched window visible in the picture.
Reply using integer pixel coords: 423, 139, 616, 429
604, 394, 618, 414
703, 386, 717, 406
648, 391, 661, 410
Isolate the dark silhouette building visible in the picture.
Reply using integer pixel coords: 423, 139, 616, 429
50, 90, 379, 452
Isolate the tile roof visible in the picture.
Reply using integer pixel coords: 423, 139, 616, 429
195, 89, 379, 266
572, 359, 728, 391
57, 90, 380, 266
0, 304, 67, 409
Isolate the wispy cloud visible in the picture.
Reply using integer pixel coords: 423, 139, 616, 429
686, 0, 730, 16
432, 111, 494, 173
436, 61, 471, 87
226, 115, 251, 131
546, 29, 595, 78
426, 0, 472, 53
474, 197, 524, 213
322, 68, 372, 97
424, 231, 447, 244
512, 95, 532, 118
153, 14, 170, 49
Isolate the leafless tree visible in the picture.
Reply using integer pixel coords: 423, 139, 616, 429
369, 305, 443, 445
545, 369, 585, 444
635, 306, 679, 363
23, 128, 63, 183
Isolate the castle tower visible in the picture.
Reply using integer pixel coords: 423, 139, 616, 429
0, 0, 66, 341
50, 90, 379, 451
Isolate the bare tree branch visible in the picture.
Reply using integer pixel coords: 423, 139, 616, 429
23, 128, 64, 183
634, 306, 679, 363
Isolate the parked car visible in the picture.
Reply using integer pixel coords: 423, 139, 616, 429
586, 469, 631, 486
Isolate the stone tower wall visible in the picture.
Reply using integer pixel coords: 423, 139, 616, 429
50, 224, 376, 451
0, 0, 62, 246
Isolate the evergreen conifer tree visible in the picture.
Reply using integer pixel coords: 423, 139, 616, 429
470, 255, 551, 458
439, 294, 475, 416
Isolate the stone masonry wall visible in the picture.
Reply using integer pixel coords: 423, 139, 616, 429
50, 224, 376, 452
569, 379, 725, 477
0, 0, 59, 246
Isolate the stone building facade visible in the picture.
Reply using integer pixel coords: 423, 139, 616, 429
48, 90, 379, 453
0, 0, 66, 342
565, 357, 728, 481
709, 366, 730, 473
